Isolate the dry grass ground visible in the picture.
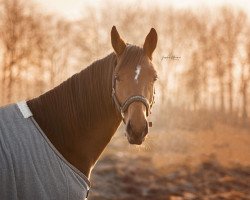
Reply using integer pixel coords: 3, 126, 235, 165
89, 123, 250, 200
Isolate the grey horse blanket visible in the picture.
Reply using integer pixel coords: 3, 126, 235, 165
0, 101, 90, 200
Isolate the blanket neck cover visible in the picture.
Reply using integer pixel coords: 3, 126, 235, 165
0, 101, 90, 200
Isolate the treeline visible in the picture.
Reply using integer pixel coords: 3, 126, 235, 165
0, 0, 249, 127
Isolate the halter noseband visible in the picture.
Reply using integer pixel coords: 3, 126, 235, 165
111, 68, 155, 124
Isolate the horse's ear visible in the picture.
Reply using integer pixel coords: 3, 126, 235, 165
111, 26, 126, 56
143, 28, 158, 60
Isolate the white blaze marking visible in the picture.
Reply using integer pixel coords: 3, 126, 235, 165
134, 65, 141, 83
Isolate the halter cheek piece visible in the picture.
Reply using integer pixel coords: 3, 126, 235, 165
111, 69, 155, 126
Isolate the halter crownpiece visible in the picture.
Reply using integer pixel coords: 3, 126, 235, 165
111, 67, 155, 127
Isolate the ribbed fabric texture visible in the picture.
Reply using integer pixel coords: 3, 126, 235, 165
0, 103, 90, 200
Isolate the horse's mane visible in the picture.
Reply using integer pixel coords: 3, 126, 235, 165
70, 52, 119, 129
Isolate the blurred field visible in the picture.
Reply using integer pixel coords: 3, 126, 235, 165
89, 123, 250, 200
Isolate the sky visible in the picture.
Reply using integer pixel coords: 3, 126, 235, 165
34, 0, 250, 20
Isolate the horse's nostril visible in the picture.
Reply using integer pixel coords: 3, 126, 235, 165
126, 120, 148, 137
126, 120, 132, 133
125, 120, 149, 144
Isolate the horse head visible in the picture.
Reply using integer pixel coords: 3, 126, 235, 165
111, 26, 158, 145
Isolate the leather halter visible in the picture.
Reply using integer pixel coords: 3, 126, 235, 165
111, 66, 155, 124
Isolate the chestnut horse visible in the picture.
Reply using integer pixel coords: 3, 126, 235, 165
27, 26, 158, 196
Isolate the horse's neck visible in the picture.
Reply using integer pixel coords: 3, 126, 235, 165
27, 56, 121, 177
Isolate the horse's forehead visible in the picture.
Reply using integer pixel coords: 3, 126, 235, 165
123, 57, 150, 70
121, 62, 151, 74
118, 47, 154, 74
122, 65, 155, 83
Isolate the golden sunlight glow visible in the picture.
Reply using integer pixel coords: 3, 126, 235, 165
34, 0, 250, 20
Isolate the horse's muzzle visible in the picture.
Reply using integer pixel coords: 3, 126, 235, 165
125, 120, 148, 145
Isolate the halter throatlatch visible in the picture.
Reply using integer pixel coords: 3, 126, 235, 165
111, 67, 154, 126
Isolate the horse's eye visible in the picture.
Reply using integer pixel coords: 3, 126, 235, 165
153, 76, 158, 81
